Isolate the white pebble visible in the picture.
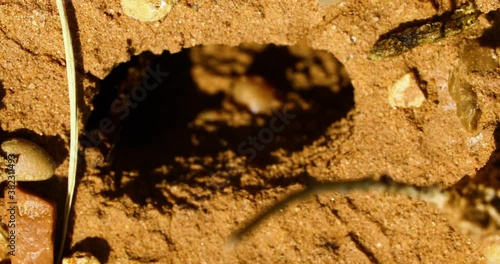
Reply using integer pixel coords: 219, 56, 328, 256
231, 76, 281, 115
121, 0, 176, 22
387, 73, 426, 108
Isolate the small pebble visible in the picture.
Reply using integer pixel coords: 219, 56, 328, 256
483, 237, 500, 264
63, 252, 101, 264
231, 76, 281, 115
1, 138, 55, 181
387, 73, 425, 108
121, 0, 176, 22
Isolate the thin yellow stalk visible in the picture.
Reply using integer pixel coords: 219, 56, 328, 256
56, 0, 78, 263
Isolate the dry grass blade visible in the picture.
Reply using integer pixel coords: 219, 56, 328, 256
56, 0, 78, 263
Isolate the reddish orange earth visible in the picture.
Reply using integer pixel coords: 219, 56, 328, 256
0, 1, 500, 263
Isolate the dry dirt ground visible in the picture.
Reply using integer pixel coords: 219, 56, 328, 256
1, 0, 500, 263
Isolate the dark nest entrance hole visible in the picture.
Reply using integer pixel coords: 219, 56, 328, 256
83, 42, 354, 211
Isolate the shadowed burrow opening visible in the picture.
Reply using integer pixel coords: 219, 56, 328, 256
83, 42, 354, 210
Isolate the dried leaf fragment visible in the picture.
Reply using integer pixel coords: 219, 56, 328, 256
368, 2, 480, 60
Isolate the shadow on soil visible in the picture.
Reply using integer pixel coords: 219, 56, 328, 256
450, 124, 500, 227
479, 9, 500, 48
0, 81, 5, 109
71, 237, 111, 263
82, 44, 354, 213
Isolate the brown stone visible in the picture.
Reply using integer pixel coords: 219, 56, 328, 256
4, 186, 55, 264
